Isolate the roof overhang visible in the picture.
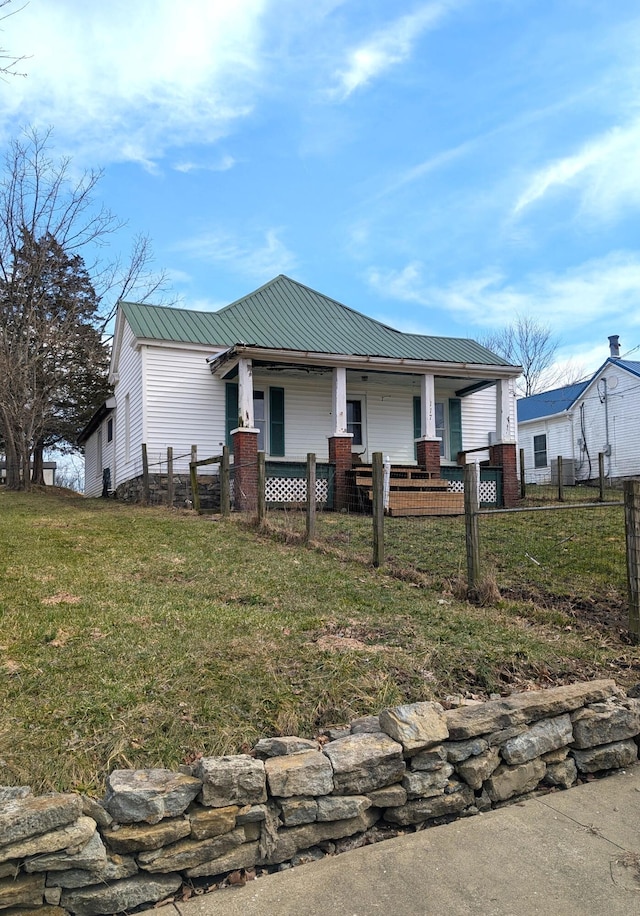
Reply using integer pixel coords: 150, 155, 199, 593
207, 343, 521, 383
77, 396, 116, 446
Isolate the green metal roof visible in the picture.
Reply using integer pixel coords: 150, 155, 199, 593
120, 275, 511, 366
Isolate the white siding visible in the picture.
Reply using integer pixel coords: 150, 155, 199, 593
519, 363, 640, 483
576, 363, 640, 480
144, 344, 225, 474
93, 315, 519, 491
519, 416, 574, 484
83, 414, 116, 497
113, 321, 144, 486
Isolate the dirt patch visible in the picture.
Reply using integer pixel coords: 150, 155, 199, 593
41, 593, 82, 605
502, 585, 632, 642
314, 634, 386, 653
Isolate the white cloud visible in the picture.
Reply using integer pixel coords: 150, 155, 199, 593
367, 252, 640, 333
327, 2, 458, 101
177, 227, 297, 280
0, 0, 267, 166
513, 119, 640, 220
173, 155, 237, 174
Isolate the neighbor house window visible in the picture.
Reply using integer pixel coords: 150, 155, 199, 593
107, 418, 113, 443
347, 400, 363, 445
533, 434, 547, 468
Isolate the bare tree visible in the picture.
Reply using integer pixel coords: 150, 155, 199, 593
481, 315, 559, 398
0, 1, 29, 79
0, 128, 168, 489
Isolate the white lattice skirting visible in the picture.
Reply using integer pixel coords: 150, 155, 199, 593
266, 477, 329, 504
446, 479, 498, 503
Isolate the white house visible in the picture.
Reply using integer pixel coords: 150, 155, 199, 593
79, 275, 522, 507
517, 335, 640, 484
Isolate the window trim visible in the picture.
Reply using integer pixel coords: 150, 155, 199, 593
533, 434, 548, 468
225, 382, 285, 457
347, 398, 364, 448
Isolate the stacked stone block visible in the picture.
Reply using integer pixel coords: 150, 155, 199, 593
1, 680, 639, 915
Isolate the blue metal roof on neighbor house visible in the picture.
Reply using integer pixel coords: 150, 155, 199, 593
120, 275, 515, 367
517, 381, 590, 422
517, 357, 640, 423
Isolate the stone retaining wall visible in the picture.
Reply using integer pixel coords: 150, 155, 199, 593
115, 474, 220, 509
2, 679, 639, 915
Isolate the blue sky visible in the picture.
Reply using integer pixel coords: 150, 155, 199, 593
3, 0, 640, 381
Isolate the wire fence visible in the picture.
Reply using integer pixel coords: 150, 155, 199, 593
122, 444, 639, 642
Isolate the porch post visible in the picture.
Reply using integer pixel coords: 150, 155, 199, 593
415, 373, 441, 477
238, 358, 255, 429
490, 378, 518, 507
329, 367, 353, 510
232, 357, 259, 512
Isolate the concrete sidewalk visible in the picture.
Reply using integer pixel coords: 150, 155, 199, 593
150, 766, 640, 916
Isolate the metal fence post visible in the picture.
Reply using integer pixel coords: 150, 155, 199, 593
306, 452, 317, 542
624, 479, 640, 644
519, 447, 526, 500
220, 445, 230, 517
557, 455, 564, 502
599, 452, 605, 502
372, 451, 384, 568
464, 462, 480, 594
257, 451, 266, 526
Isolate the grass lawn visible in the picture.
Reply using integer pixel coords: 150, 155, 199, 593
1, 488, 638, 795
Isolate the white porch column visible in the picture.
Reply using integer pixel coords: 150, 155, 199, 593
332, 367, 348, 436
420, 373, 436, 439
495, 379, 514, 443
237, 358, 255, 429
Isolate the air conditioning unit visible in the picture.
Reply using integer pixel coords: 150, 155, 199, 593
551, 458, 576, 486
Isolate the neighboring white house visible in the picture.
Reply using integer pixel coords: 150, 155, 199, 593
79, 275, 522, 505
517, 335, 640, 484
0, 461, 57, 486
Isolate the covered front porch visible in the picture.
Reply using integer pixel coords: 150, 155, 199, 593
208, 345, 520, 512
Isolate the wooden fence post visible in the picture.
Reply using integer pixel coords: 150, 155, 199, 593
189, 462, 200, 513
624, 479, 640, 644
519, 448, 526, 500
257, 451, 266, 526
306, 452, 316, 542
372, 452, 384, 568
598, 452, 605, 502
141, 444, 150, 506
464, 462, 480, 594
189, 445, 198, 510
166, 447, 174, 507
557, 455, 564, 502
220, 446, 230, 517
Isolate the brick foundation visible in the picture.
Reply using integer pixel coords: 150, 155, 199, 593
490, 442, 519, 508
232, 429, 259, 512
329, 436, 353, 510
416, 438, 442, 477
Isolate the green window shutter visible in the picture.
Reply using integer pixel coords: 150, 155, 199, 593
225, 382, 238, 452
269, 387, 285, 457
413, 396, 421, 460
449, 397, 462, 460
